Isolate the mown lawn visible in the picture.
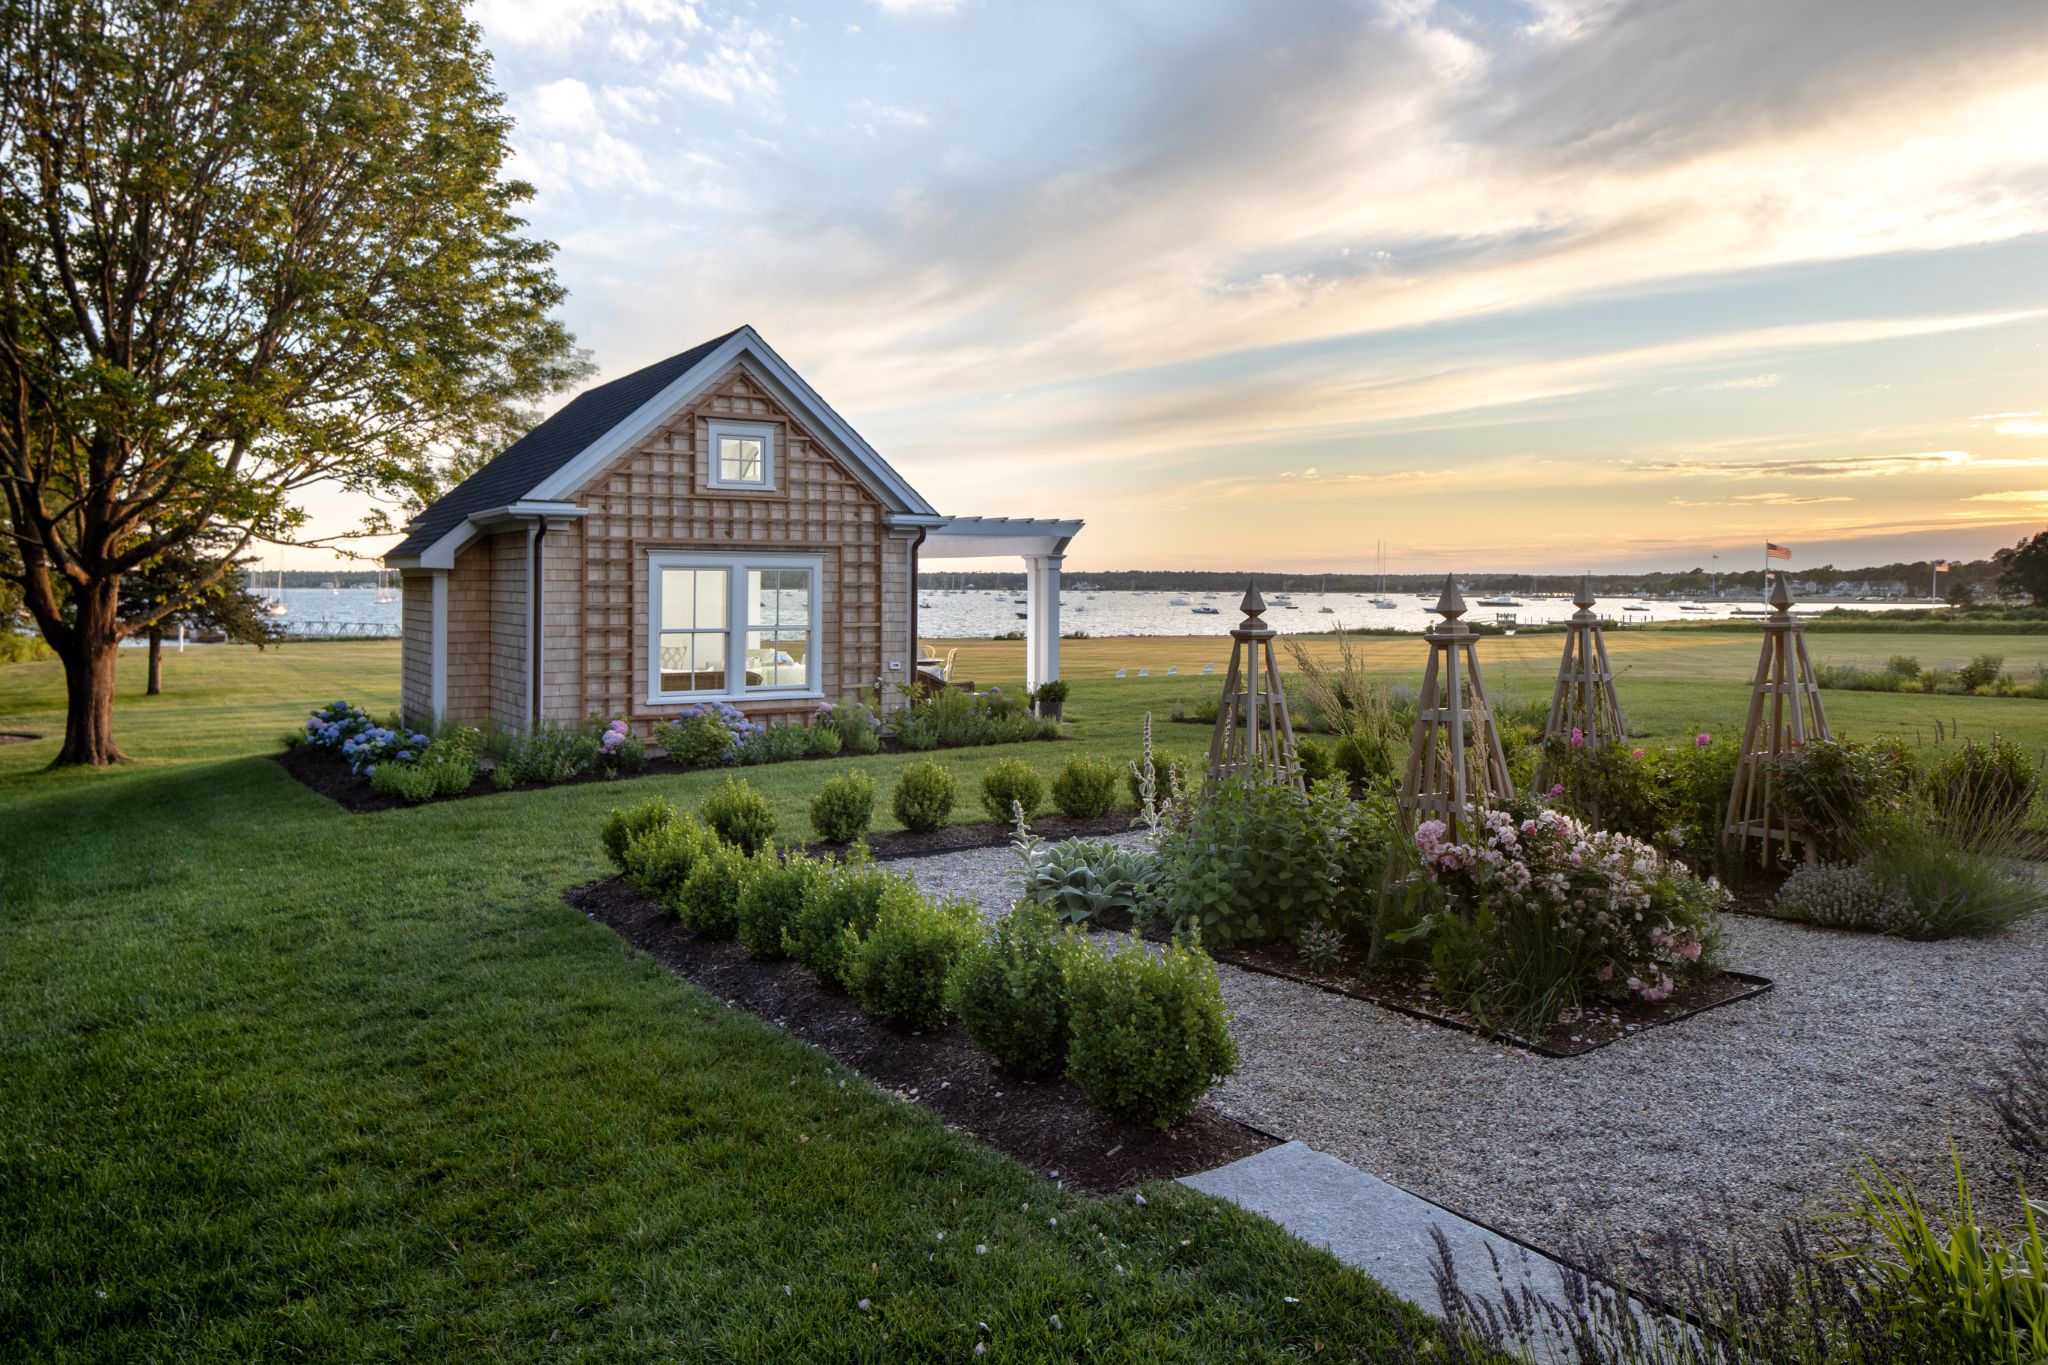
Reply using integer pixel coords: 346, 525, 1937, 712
5, 625, 2046, 1360
0, 644, 1430, 1362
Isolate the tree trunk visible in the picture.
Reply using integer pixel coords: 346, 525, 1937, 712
147, 627, 164, 695
52, 581, 127, 766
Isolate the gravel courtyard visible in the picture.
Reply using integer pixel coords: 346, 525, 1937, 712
892, 839, 2047, 1258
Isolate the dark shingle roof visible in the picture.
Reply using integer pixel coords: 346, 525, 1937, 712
388, 328, 743, 560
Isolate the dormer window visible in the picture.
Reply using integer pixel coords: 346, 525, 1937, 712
707, 419, 776, 489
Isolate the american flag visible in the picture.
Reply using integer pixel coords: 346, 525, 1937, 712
1765, 542, 1792, 561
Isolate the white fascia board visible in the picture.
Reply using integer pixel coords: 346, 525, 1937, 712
523, 326, 939, 518
415, 503, 589, 570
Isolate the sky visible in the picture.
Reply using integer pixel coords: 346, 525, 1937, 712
307, 0, 2048, 576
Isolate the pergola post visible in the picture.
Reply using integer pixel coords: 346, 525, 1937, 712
1724, 575, 1831, 867
1025, 552, 1063, 692
1204, 584, 1302, 790
1398, 575, 1512, 840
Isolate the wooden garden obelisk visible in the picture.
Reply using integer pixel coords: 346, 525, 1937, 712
1399, 575, 1513, 838
1724, 574, 1831, 866
1536, 575, 1626, 810
1205, 583, 1302, 790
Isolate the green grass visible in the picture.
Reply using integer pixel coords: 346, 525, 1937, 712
0, 643, 1428, 1361
8, 626, 2048, 1359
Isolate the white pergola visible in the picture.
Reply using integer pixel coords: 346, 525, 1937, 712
921, 516, 1083, 690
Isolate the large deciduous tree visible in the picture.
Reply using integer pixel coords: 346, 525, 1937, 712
0, 0, 583, 764
1996, 531, 2048, 607
118, 536, 278, 694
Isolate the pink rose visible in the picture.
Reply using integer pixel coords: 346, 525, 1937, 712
1695, 733, 1711, 748
1595, 963, 1613, 982
1632, 748, 1644, 759
1547, 783, 1565, 798
1570, 727, 1585, 749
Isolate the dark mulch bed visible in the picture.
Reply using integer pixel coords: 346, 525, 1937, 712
566, 875, 1274, 1193
0, 732, 39, 745
275, 737, 1069, 818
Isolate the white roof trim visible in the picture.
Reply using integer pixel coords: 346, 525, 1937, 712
922, 515, 1084, 560
410, 502, 588, 570
523, 326, 938, 518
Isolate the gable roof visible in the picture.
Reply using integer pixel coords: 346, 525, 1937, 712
387, 326, 939, 564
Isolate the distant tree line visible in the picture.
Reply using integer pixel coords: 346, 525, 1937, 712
921, 553, 2016, 600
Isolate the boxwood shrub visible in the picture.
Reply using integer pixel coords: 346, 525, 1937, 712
952, 906, 1083, 1077
979, 758, 1045, 823
701, 775, 776, 855
1050, 754, 1120, 820
1064, 935, 1238, 1129
892, 760, 958, 833
736, 853, 823, 960
678, 841, 751, 939
841, 893, 983, 1030
600, 795, 680, 870
786, 860, 916, 990
622, 815, 718, 911
809, 769, 876, 844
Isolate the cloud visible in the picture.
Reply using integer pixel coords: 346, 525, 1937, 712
853, 99, 934, 134
1634, 450, 1977, 480
1967, 489, 2048, 503
869, 0, 963, 15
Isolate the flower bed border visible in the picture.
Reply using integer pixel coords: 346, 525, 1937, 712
1182, 933, 1773, 1058
565, 875, 1274, 1192
272, 734, 1068, 815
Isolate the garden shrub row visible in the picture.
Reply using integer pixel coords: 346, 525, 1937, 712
601, 792, 1240, 1128
1816, 652, 2048, 698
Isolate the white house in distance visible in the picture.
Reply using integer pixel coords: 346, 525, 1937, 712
383, 326, 1080, 732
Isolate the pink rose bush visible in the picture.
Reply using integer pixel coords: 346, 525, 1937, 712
1396, 805, 1726, 1030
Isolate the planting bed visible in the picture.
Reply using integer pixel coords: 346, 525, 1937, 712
274, 735, 1066, 815
1186, 939, 1772, 1057
567, 875, 1274, 1192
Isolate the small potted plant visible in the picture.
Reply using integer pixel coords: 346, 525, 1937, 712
1033, 678, 1070, 721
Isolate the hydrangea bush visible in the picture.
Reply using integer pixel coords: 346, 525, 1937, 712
1391, 805, 1725, 1032
304, 700, 430, 776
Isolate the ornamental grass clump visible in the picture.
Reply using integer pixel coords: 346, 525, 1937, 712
952, 906, 1084, 1078
840, 892, 983, 1029
677, 841, 751, 939
1384, 805, 1725, 1036
1050, 753, 1120, 819
736, 852, 822, 960
979, 758, 1045, 822
1064, 936, 1237, 1129
891, 759, 958, 833
808, 769, 876, 844
700, 775, 776, 855
1981, 1008, 2048, 1168
1931, 734, 2041, 836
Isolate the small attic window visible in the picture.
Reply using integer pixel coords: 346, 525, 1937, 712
707, 420, 775, 489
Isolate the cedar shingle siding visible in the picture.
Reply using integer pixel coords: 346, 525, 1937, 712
572, 364, 893, 728
405, 360, 912, 733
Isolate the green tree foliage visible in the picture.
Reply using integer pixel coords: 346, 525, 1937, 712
1996, 531, 2048, 607
0, 0, 584, 763
118, 534, 279, 694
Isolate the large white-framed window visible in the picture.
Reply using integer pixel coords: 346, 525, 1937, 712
649, 551, 821, 703
705, 419, 777, 490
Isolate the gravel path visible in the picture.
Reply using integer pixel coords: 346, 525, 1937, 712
892, 839, 2047, 1257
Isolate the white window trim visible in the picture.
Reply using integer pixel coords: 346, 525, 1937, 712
705, 419, 778, 491
647, 550, 823, 705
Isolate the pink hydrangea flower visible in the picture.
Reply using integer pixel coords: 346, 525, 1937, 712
1570, 727, 1586, 749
